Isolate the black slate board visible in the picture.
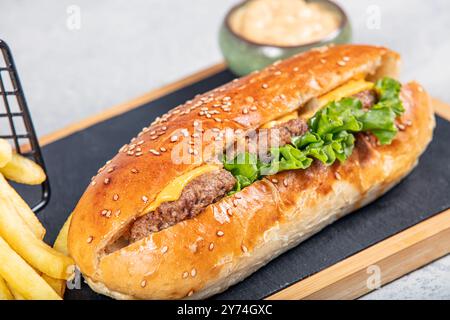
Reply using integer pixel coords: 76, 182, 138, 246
16, 69, 450, 300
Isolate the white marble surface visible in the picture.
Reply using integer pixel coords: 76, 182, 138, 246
0, 0, 448, 299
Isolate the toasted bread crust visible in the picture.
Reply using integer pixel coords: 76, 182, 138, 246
68, 46, 434, 299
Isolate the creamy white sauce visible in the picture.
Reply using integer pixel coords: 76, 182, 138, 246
229, 0, 341, 46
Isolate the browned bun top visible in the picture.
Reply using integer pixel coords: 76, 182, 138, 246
68, 45, 401, 285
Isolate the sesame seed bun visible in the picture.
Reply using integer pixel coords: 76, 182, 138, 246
68, 45, 434, 299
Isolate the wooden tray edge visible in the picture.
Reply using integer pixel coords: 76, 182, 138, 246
266, 209, 450, 300
37, 63, 450, 300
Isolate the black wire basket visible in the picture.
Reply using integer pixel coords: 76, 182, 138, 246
0, 39, 50, 212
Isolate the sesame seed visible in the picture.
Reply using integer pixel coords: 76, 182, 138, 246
209, 243, 214, 251
161, 246, 168, 254
187, 290, 194, 297
250, 106, 257, 111
274, 71, 282, 76
115, 210, 121, 217
104, 178, 110, 185
245, 96, 254, 103
233, 199, 239, 207
131, 168, 139, 174
135, 152, 143, 157
171, 135, 178, 142
223, 96, 231, 101
262, 83, 269, 89
193, 121, 199, 127
87, 236, 93, 243
149, 149, 160, 155
113, 194, 119, 201
160, 147, 167, 152
101, 209, 112, 218
141, 280, 147, 288
191, 268, 197, 277
337, 61, 346, 67
343, 56, 350, 62
214, 118, 222, 123
182, 271, 189, 279
227, 208, 233, 216
137, 140, 144, 145
398, 124, 406, 131
320, 58, 327, 64
293, 67, 299, 72
217, 230, 224, 237
271, 178, 278, 184
283, 179, 289, 187
242, 108, 249, 115
142, 196, 149, 203
335, 172, 342, 180
241, 245, 248, 253
91, 181, 96, 186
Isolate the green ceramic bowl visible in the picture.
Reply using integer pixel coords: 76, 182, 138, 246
219, 0, 352, 76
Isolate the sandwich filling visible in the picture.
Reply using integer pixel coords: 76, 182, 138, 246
223, 77, 403, 193
129, 77, 403, 242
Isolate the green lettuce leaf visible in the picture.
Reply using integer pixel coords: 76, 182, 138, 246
224, 77, 404, 193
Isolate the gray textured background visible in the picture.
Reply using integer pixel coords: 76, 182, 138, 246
0, 0, 449, 299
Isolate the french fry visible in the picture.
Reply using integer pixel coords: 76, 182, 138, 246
54, 214, 72, 256
0, 139, 12, 168
7, 283, 26, 300
0, 236, 61, 300
0, 173, 46, 239
0, 275, 13, 300
42, 214, 73, 297
0, 153, 46, 185
42, 215, 72, 297
42, 275, 66, 298
0, 194, 74, 280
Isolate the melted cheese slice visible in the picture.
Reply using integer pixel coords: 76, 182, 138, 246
299, 79, 374, 120
262, 80, 374, 128
317, 80, 374, 108
142, 164, 220, 214
261, 111, 299, 129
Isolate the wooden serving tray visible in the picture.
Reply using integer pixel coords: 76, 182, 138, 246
22, 63, 450, 300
